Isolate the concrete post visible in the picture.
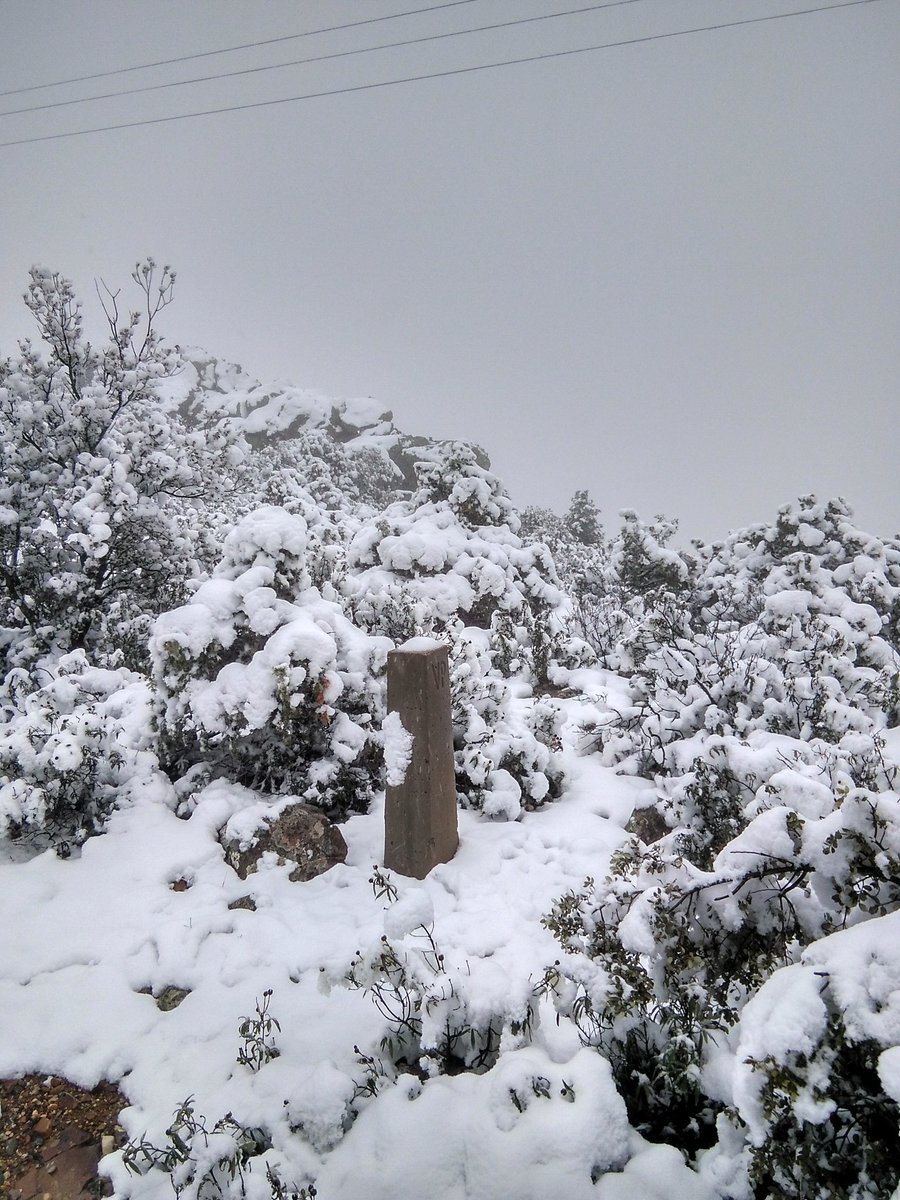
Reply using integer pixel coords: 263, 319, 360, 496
384, 638, 458, 879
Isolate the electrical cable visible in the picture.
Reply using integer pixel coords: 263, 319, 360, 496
0, 0, 885, 150
0, 0, 491, 98
0, 2, 647, 119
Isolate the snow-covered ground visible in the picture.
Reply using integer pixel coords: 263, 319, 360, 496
2, 313, 899, 1197
0, 696, 715, 1199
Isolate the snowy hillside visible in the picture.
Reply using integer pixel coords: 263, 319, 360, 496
1, 264, 899, 1200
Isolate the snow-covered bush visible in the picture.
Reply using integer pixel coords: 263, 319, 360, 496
0, 649, 157, 844
0, 262, 239, 671
610, 508, 693, 603
543, 499, 900, 1177
121, 1092, 316, 1200
593, 498, 900, 777
343, 444, 588, 677
339, 446, 582, 814
150, 440, 579, 823
152, 506, 392, 817
544, 754, 900, 1151
521, 505, 698, 668
244, 430, 402, 520
334, 870, 541, 1085
730, 910, 900, 1200
520, 493, 611, 649
410, 444, 520, 532
450, 629, 565, 818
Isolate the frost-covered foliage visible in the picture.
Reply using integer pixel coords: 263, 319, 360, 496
316, 867, 634, 1198
520, 496, 608, 655
577, 508, 699, 670
170, 370, 590, 791
0, 263, 239, 672
120, 1092, 313, 1200
9, 263, 900, 1196
262, 429, 402, 513
728, 907, 900, 1200
594, 496, 900, 774
152, 505, 392, 817
566, 489, 604, 548
544, 746, 900, 1135
449, 630, 566, 818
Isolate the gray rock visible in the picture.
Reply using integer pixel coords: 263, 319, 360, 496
156, 986, 191, 1012
222, 803, 348, 883
138, 985, 191, 1011
626, 804, 669, 845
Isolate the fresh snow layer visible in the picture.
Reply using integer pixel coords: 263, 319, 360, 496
0, 714, 659, 1199
397, 635, 445, 653
381, 711, 414, 788
316, 1047, 629, 1199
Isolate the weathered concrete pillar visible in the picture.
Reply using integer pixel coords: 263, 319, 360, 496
384, 638, 458, 879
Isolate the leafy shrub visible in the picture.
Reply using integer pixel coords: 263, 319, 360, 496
236, 990, 281, 1072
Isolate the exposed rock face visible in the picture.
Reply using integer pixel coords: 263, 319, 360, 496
222, 803, 348, 883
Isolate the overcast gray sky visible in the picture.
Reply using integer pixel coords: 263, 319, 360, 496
2, 0, 897, 544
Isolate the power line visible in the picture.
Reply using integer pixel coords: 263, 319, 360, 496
0, 0, 885, 150
0, 0, 485, 98
0, 2, 646, 119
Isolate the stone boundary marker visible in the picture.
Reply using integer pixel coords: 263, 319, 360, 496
384, 638, 458, 878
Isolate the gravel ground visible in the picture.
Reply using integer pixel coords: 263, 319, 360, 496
0, 1074, 124, 1198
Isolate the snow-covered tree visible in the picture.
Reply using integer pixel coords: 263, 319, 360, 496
520, 505, 696, 668
520, 492, 608, 596
565, 489, 603, 547
0, 261, 238, 670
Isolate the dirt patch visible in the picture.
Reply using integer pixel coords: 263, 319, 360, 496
0, 1074, 126, 1199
